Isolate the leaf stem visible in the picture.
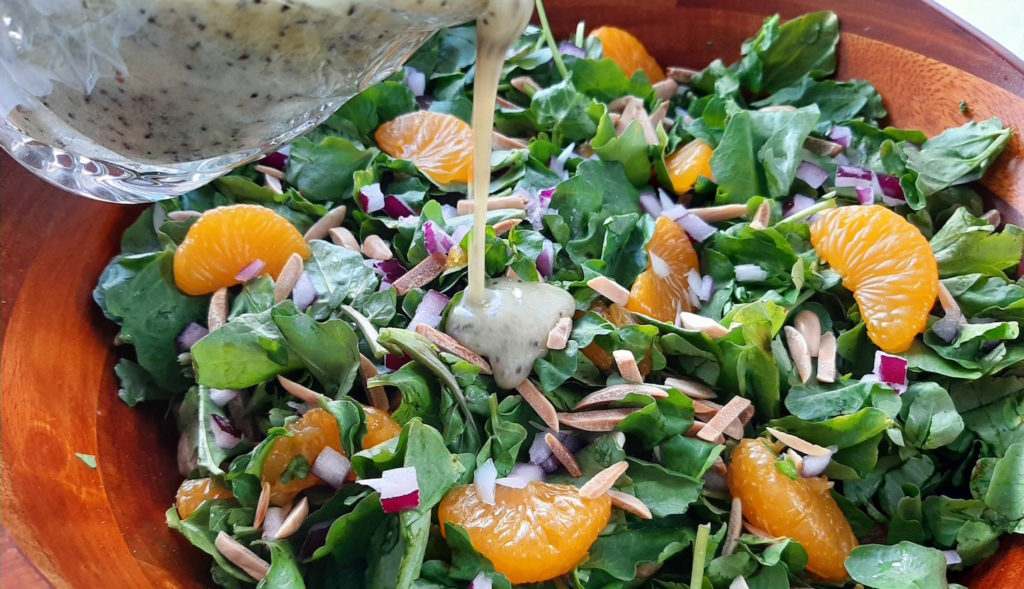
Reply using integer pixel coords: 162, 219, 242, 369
783, 193, 838, 225
690, 522, 711, 589
535, 0, 568, 80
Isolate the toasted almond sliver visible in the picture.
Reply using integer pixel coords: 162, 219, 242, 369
817, 332, 837, 384
607, 96, 633, 112
264, 173, 284, 195
455, 195, 529, 215
546, 316, 572, 350
254, 481, 271, 529
653, 79, 679, 101
612, 350, 644, 384
587, 275, 631, 306
517, 379, 560, 432
494, 96, 524, 111
663, 376, 717, 400
677, 312, 730, 339
937, 282, 960, 317
557, 408, 638, 431
615, 97, 642, 136
361, 234, 393, 261
573, 384, 669, 410
804, 136, 844, 157
698, 396, 752, 443
749, 200, 772, 230
980, 209, 1002, 226
328, 226, 360, 252
765, 426, 832, 456
273, 497, 309, 541
359, 354, 389, 411
688, 419, 723, 442
215, 532, 270, 581
414, 324, 493, 374
649, 101, 670, 128
304, 205, 347, 242
492, 130, 529, 150
545, 432, 581, 477
492, 218, 521, 236
168, 210, 201, 222
608, 112, 622, 125
794, 310, 822, 357
273, 253, 304, 303
689, 204, 748, 223
392, 252, 447, 296
208, 287, 229, 332
743, 521, 773, 539
757, 105, 797, 113
505, 266, 520, 280
783, 326, 813, 383
666, 66, 699, 84
691, 399, 722, 417
254, 164, 286, 180
510, 75, 541, 96
578, 461, 629, 499
722, 418, 744, 440
607, 489, 652, 519
276, 375, 324, 405
722, 497, 743, 556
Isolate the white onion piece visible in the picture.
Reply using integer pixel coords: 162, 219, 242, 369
658, 188, 675, 211
660, 204, 689, 221
474, 459, 497, 505
639, 192, 663, 217
829, 125, 852, 148
677, 212, 717, 242
262, 507, 286, 540
801, 453, 833, 477
291, 272, 316, 311
795, 161, 829, 189
470, 572, 493, 589
311, 446, 352, 489
405, 67, 426, 97
495, 476, 530, 489
209, 388, 239, 407
509, 462, 546, 483
209, 415, 242, 449
407, 290, 450, 332
698, 275, 714, 302
734, 264, 768, 283
235, 259, 266, 282
177, 322, 209, 352
943, 550, 962, 566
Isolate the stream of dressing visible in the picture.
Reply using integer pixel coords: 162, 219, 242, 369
444, 0, 574, 389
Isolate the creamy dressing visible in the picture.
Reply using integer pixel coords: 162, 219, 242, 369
446, 278, 575, 389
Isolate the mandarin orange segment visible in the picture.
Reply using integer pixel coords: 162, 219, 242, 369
665, 139, 714, 195
374, 111, 473, 187
175, 477, 234, 520
173, 204, 311, 296
438, 481, 611, 584
728, 439, 857, 583
626, 215, 700, 322
809, 205, 938, 353
262, 407, 343, 506
362, 405, 403, 449
589, 26, 666, 83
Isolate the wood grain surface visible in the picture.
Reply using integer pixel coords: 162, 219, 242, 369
1, 1, 1022, 588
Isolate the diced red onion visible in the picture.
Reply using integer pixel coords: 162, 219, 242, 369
784, 194, 817, 220
829, 125, 852, 148
496, 475, 530, 489
384, 196, 416, 218
385, 353, 411, 371
262, 507, 286, 540
661, 204, 689, 221
800, 450, 835, 477
381, 490, 420, 513
259, 150, 288, 171
210, 414, 242, 449
357, 466, 421, 513
509, 462, 546, 483
424, 221, 455, 255
209, 388, 238, 407
873, 351, 909, 394
537, 240, 555, 278
796, 161, 829, 189
235, 259, 266, 282
833, 152, 851, 165
856, 185, 874, 206
875, 172, 905, 203
451, 224, 471, 247
408, 290, 450, 332
528, 433, 553, 466
416, 96, 433, 110
529, 431, 582, 474
474, 458, 498, 506
177, 322, 209, 352
470, 572, 493, 589
286, 400, 312, 416
835, 165, 873, 188
677, 212, 717, 242
658, 188, 675, 211
557, 41, 585, 59
943, 550, 962, 566
359, 184, 386, 214
311, 446, 352, 489
640, 192, 663, 217
291, 272, 316, 311
734, 264, 768, 283
441, 204, 458, 220
526, 187, 555, 228
404, 67, 426, 97
370, 258, 408, 283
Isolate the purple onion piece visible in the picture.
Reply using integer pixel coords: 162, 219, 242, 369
470, 572, 494, 589
932, 312, 962, 344
210, 414, 242, 449
383, 195, 416, 218
875, 172, 905, 201
408, 290, 450, 332
385, 353, 411, 371
829, 125, 853, 148
509, 462, 546, 483
259, 150, 288, 170
450, 224, 472, 248
835, 164, 873, 184
209, 388, 238, 407
873, 351, 908, 393
795, 161, 829, 189
262, 507, 286, 540
661, 204, 689, 221
235, 259, 266, 282
177, 322, 209, 352
785, 194, 817, 220
943, 550, 962, 566
359, 183, 386, 214
291, 271, 317, 311
698, 275, 714, 302
371, 258, 408, 283
311, 446, 352, 488
557, 41, 585, 59
424, 221, 455, 255
677, 212, 717, 242
639, 192, 663, 217
404, 67, 426, 97
537, 240, 555, 279
658, 188, 675, 211
856, 185, 874, 205
441, 204, 458, 220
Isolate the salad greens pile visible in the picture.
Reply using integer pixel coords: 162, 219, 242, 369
95, 9, 1023, 589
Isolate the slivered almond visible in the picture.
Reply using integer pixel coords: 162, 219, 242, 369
557, 408, 638, 431
492, 130, 528, 150
619, 99, 658, 145
757, 105, 797, 113
662, 116, 675, 129
608, 96, 633, 112
698, 396, 752, 442
804, 136, 844, 157
663, 376, 717, 400
689, 204, 748, 222
573, 384, 669, 410
653, 79, 679, 101
168, 210, 201, 222
361, 234, 393, 261
587, 275, 631, 306
414, 324, 493, 374
545, 433, 581, 477
722, 497, 743, 556
980, 209, 1002, 226
607, 489, 652, 519
615, 97, 642, 135
937, 282, 960, 316
254, 164, 286, 180
273, 253, 304, 303
693, 422, 724, 444
546, 316, 572, 350
608, 112, 622, 125
303, 205, 347, 242
276, 375, 324, 405
817, 332, 837, 383
738, 403, 755, 425
208, 287, 228, 331
359, 354, 389, 411
666, 66, 699, 84
273, 497, 309, 540
264, 173, 284, 194
722, 417, 744, 440
455, 195, 528, 215
743, 521, 773, 539
749, 201, 771, 230
494, 96, 523, 111
677, 312, 730, 338
492, 218, 521, 236
254, 481, 271, 529
765, 427, 831, 456
392, 252, 447, 295
510, 75, 541, 96
215, 532, 269, 581
505, 266, 520, 280
712, 456, 728, 476
578, 461, 629, 499
517, 379, 560, 432
794, 310, 822, 357
649, 101, 670, 128
691, 399, 722, 417
328, 226, 360, 251
613, 350, 643, 384
783, 326, 813, 383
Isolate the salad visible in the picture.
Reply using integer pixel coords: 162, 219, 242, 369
94, 8, 1024, 589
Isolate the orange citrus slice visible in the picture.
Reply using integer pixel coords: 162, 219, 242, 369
375, 111, 473, 186
665, 139, 714, 195
438, 481, 611, 584
173, 204, 311, 296
626, 215, 700, 322
362, 405, 403, 448
589, 26, 666, 83
810, 205, 938, 353
175, 477, 234, 520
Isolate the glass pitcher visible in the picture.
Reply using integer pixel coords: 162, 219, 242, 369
0, 0, 487, 203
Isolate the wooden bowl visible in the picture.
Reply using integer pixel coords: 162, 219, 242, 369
1, 0, 1021, 586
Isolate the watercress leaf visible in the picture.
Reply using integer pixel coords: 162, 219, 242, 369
286, 136, 377, 202
257, 541, 305, 589
904, 382, 965, 450
271, 305, 361, 396
845, 542, 949, 589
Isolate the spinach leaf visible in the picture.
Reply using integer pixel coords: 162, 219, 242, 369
180, 386, 247, 476
370, 363, 442, 429
309, 494, 386, 562
583, 521, 694, 581
845, 542, 949, 589
271, 305, 361, 396
615, 389, 696, 449
904, 119, 1013, 207
735, 11, 840, 95
623, 457, 703, 517
784, 380, 882, 421
114, 358, 171, 407
331, 81, 417, 140
952, 376, 1024, 457
903, 382, 965, 450
984, 442, 1024, 528
165, 505, 252, 583
942, 274, 1024, 324
286, 136, 377, 201
754, 78, 885, 130
528, 78, 599, 145
257, 541, 305, 589
930, 208, 1024, 278
304, 240, 379, 314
